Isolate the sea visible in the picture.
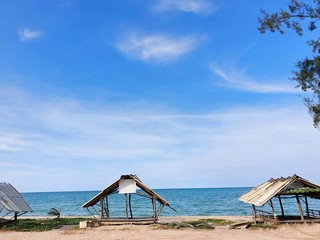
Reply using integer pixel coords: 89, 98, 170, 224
21, 188, 317, 217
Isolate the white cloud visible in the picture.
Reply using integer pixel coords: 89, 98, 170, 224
153, 0, 214, 15
116, 33, 198, 62
210, 64, 299, 93
0, 161, 16, 167
1, 83, 319, 191
18, 28, 43, 42
0, 134, 31, 152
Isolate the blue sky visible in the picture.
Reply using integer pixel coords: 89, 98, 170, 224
1, 0, 319, 192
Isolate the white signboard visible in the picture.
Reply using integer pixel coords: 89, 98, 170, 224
119, 179, 136, 194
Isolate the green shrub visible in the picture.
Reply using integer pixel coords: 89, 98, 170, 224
185, 218, 234, 226
0, 218, 94, 232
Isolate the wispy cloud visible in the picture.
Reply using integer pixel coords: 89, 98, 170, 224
0, 161, 16, 167
1, 81, 319, 191
0, 134, 31, 152
18, 28, 43, 42
210, 64, 299, 93
116, 33, 198, 62
153, 0, 214, 15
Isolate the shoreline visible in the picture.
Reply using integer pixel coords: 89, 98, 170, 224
16, 215, 253, 223
157, 215, 253, 223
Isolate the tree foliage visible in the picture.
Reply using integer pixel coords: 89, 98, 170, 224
258, 0, 320, 128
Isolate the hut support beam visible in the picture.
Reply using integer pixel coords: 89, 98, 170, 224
105, 196, 109, 218
84, 207, 97, 219
269, 199, 276, 217
152, 197, 157, 218
99, 198, 104, 219
305, 196, 310, 218
252, 205, 257, 223
278, 196, 284, 217
295, 194, 304, 221
125, 194, 129, 219
129, 193, 133, 218
157, 204, 164, 217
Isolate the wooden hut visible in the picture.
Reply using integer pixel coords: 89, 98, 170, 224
82, 174, 174, 224
239, 175, 320, 223
0, 182, 32, 222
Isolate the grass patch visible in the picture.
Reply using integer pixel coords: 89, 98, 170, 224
0, 218, 94, 232
249, 223, 278, 230
185, 218, 235, 226
158, 218, 235, 230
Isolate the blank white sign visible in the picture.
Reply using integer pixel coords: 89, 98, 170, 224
119, 179, 136, 194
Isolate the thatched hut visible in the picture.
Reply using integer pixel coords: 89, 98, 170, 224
239, 175, 320, 223
0, 182, 32, 222
82, 174, 174, 224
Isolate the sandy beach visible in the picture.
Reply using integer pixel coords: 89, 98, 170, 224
1, 216, 320, 240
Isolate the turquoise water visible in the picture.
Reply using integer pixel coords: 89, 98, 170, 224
22, 188, 319, 217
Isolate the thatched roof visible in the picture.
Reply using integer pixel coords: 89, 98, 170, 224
82, 174, 170, 208
0, 182, 32, 213
239, 175, 320, 207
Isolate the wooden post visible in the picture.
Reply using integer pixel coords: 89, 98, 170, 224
152, 197, 157, 219
99, 198, 104, 219
278, 196, 284, 217
295, 194, 304, 221
125, 193, 129, 218
157, 204, 165, 217
305, 196, 310, 218
105, 196, 109, 218
129, 193, 133, 218
269, 199, 276, 217
252, 205, 257, 223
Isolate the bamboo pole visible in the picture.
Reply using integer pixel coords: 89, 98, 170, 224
105, 196, 109, 218
252, 205, 257, 223
99, 198, 104, 219
91, 205, 100, 216
295, 194, 304, 221
152, 197, 157, 219
157, 204, 164, 216
278, 196, 284, 217
269, 199, 275, 215
305, 196, 310, 218
129, 193, 133, 218
125, 193, 129, 218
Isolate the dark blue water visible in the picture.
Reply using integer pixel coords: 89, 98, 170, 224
22, 188, 318, 217
22, 188, 251, 217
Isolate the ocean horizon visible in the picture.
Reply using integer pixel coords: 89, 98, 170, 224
21, 187, 251, 217
20, 187, 315, 218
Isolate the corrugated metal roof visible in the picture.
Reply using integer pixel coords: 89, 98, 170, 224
239, 175, 320, 207
82, 174, 170, 208
0, 183, 32, 213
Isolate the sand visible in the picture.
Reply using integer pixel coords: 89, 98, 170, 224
1, 216, 320, 240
